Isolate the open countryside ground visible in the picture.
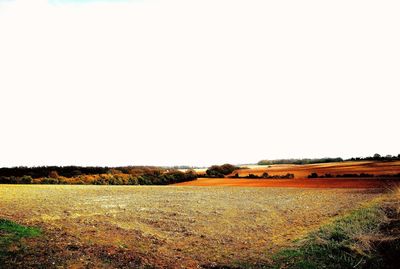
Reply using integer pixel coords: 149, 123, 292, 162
174, 177, 396, 188
181, 161, 400, 188
0, 185, 384, 268
237, 161, 400, 178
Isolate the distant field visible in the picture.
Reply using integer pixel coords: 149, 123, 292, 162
0, 185, 382, 268
174, 177, 397, 188
181, 161, 400, 188
236, 161, 400, 178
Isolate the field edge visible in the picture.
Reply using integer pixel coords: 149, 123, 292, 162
267, 188, 400, 269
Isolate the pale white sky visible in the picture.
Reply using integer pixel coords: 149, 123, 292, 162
0, 0, 399, 167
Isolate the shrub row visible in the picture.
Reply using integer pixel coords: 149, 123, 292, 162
229, 172, 295, 179
258, 158, 344, 165
205, 164, 238, 178
0, 166, 192, 179
0, 170, 197, 185
258, 153, 400, 166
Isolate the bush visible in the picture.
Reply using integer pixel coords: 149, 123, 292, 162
19, 175, 33, 184
40, 178, 59, 184
0, 167, 198, 185
230, 173, 295, 179
127, 176, 139, 185
206, 164, 238, 178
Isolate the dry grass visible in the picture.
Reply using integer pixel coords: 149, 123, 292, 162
271, 186, 400, 269
0, 185, 384, 268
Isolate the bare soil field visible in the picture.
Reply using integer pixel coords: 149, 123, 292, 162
0, 185, 383, 268
174, 177, 397, 188
234, 161, 400, 178
181, 161, 400, 188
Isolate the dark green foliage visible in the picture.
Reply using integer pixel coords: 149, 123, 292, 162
206, 164, 238, 178
0, 166, 110, 178
0, 166, 197, 185
40, 177, 59, 184
260, 173, 294, 179
136, 170, 197, 185
87, 170, 197, 186
230, 173, 295, 179
347, 153, 400, 162
19, 175, 33, 184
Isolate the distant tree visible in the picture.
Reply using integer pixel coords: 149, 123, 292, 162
108, 169, 122, 175
206, 164, 238, 178
373, 153, 381, 159
20, 175, 33, 184
258, 157, 343, 165
41, 177, 59, 184
0, 166, 197, 185
48, 171, 59, 179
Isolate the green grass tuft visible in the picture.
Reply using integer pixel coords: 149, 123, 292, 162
0, 219, 41, 251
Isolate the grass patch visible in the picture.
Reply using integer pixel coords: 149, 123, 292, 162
0, 219, 41, 255
270, 191, 400, 269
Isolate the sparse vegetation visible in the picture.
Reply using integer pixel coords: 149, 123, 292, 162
0, 219, 41, 262
271, 188, 400, 269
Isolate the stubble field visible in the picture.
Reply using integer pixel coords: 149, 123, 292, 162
0, 185, 383, 268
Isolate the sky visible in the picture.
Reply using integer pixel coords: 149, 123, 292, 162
0, 0, 399, 167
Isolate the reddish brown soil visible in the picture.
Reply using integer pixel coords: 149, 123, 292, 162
0, 185, 384, 268
179, 161, 400, 188
175, 177, 397, 188
235, 161, 400, 178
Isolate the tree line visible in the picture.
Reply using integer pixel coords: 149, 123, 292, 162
230, 172, 295, 179
346, 153, 400, 162
308, 172, 400, 179
258, 154, 400, 165
0, 166, 197, 185
257, 158, 344, 165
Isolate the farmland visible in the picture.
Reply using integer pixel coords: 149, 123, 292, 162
235, 161, 400, 178
0, 185, 384, 268
180, 161, 400, 188
1, 161, 400, 268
